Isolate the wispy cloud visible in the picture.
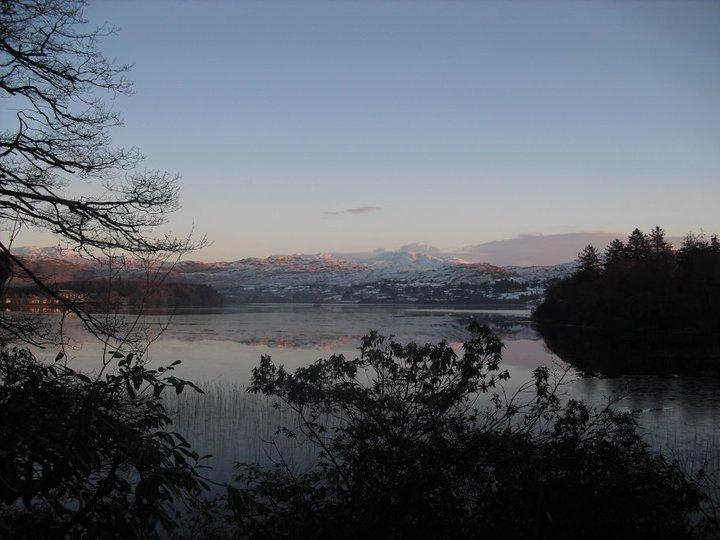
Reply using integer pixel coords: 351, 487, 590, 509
324, 206, 381, 216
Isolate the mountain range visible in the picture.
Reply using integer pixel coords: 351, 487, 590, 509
9, 245, 578, 305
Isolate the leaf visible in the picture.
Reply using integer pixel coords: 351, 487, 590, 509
186, 381, 205, 394
173, 450, 187, 466
173, 432, 189, 446
227, 486, 247, 513
124, 377, 136, 398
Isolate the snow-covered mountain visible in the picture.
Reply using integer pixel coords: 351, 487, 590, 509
11, 246, 84, 261
167, 250, 569, 303
505, 262, 579, 282
173, 251, 510, 287
10, 246, 577, 305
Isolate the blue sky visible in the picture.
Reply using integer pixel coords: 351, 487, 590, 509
32, 1, 720, 260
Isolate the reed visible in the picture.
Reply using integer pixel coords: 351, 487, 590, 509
165, 379, 720, 498
166, 381, 318, 484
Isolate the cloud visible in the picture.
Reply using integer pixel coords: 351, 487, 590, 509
456, 231, 685, 266
398, 243, 441, 254
324, 206, 381, 216
347, 206, 381, 214
457, 232, 622, 266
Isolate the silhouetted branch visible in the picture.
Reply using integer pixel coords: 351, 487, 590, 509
0, 0, 203, 345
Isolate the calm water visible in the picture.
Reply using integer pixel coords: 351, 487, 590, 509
40, 304, 720, 487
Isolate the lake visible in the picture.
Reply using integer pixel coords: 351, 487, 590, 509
41, 304, 720, 490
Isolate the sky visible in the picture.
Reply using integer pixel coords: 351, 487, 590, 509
17, 1, 720, 260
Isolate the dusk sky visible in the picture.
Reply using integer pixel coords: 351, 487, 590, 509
19, 1, 720, 260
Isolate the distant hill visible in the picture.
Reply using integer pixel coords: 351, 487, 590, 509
4, 246, 576, 305
6, 279, 223, 310
4, 249, 224, 308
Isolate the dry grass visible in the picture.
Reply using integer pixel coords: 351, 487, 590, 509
166, 381, 318, 485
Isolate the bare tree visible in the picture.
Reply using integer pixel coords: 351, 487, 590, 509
0, 0, 198, 344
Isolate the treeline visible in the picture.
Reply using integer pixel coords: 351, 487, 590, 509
533, 227, 720, 372
5, 279, 224, 309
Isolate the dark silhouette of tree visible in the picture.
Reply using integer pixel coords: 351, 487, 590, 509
626, 228, 651, 259
604, 238, 627, 266
0, 3, 209, 535
577, 245, 602, 274
649, 226, 673, 256
228, 325, 714, 538
0, 0, 198, 344
533, 227, 720, 374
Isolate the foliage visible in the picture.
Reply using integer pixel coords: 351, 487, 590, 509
228, 324, 713, 538
0, 347, 209, 537
533, 227, 720, 373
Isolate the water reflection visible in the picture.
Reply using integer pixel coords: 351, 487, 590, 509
536, 323, 720, 376
31, 305, 720, 486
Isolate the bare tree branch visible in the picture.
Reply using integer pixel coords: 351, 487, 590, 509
0, 0, 203, 344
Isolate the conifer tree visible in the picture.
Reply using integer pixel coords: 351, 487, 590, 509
578, 245, 602, 274
626, 229, 651, 259
604, 239, 627, 267
649, 226, 673, 256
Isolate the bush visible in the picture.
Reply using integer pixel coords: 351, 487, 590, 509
229, 323, 715, 538
0, 348, 209, 537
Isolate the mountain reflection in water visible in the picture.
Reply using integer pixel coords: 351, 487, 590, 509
37, 304, 720, 488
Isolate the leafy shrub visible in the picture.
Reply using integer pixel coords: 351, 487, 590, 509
229, 323, 714, 538
0, 348, 209, 537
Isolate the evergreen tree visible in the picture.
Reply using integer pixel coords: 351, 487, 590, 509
626, 229, 651, 259
604, 239, 627, 267
649, 226, 673, 255
577, 245, 602, 274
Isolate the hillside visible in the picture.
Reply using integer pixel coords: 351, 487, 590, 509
6, 247, 577, 305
